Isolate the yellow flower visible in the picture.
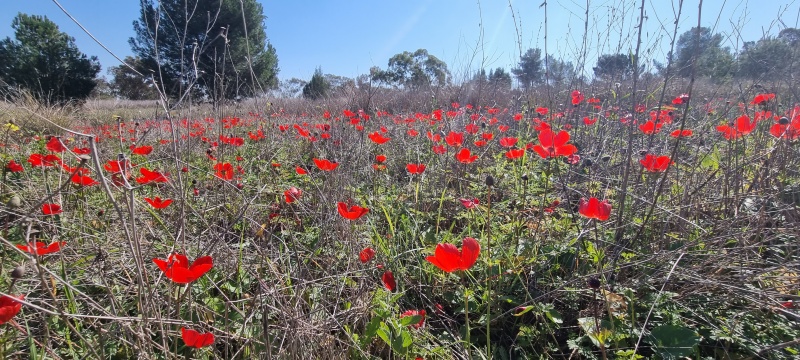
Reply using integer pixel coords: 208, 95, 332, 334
3, 122, 20, 132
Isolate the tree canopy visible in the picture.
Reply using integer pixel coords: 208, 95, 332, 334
512, 48, 544, 90
593, 53, 636, 80
129, 0, 279, 102
0, 13, 100, 104
109, 56, 160, 100
302, 68, 330, 100
370, 49, 450, 88
674, 27, 734, 78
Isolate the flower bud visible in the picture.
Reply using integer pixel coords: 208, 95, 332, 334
485, 175, 495, 187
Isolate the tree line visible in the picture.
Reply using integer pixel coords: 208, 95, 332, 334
0, 0, 797, 104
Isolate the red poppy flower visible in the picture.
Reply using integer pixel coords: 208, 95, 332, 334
499, 137, 518, 148
375, 154, 387, 163
505, 148, 525, 159
359, 247, 376, 263
583, 117, 597, 125
464, 123, 479, 134
407, 128, 419, 137
498, 125, 509, 132
425, 237, 480, 273
406, 163, 426, 174
152, 253, 213, 284
284, 187, 302, 203
531, 130, 577, 158
0, 295, 24, 325
337, 202, 369, 220
751, 93, 775, 105
16, 241, 65, 255
42, 203, 62, 215
130, 145, 153, 156
455, 148, 478, 164
46, 137, 66, 153
578, 197, 612, 221
144, 197, 173, 209
536, 107, 548, 116
640, 154, 672, 172
638, 120, 663, 135
400, 309, 426, 329
181, 327, 215, 348
567, 154, 581, 165
670, 129, 693, 138
368, 132, 391, 144
295, 166, 308, 175
28, 153, 61, 167
459, 198, 479, 209
382, 270, 396, 292
571, 90, 585, 105
136, 167, 169, 184
5, 160, 23, 173
70, 173, 98, 186
313, 158, 338, 171
444, 131, 464, 147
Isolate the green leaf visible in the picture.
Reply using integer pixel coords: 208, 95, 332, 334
649, 324, 701, 359
399, 315, 422, 327
543, 306, 563, 324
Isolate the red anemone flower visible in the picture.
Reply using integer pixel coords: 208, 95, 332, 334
716, 115, 756, 140
214, 162, 234, 180
406, 163, 426, 174
578, 197, 612, 221
359, 247, 376, 263
181, 328, 215, 348
16, 241, 65, 255
131, 145, 153, 155
28, 153, 61, 167
71, 173, 99, 186
670, 129, 693, 138
400, 309, 427, 329
638, 120, 663, 135
313, 158, 339, 171
571, 90, 585, 105
498, 137, 518, 148
751, 93, 775, 105
375, 154, 387, 163
455, 148, 478, 164
444, 131, 464, 147
640, 154, 672, 172
337, 202, 369, 220
505, 148, 525, 159
136, 167, 169, 184
42, 203, 62, 215
531, 130, 577, 158
0, 295, 24, 325
583, 117, 598, 125
459, 198, 479, 209
368, 132, 391, 144
284, 187, 302, 203
46, 137, 66, 153
770, 118, 800, 140
152, 253, 213, 284
144, 197, 173, 209
295, 166, 308, 175
382, 270, 396, 292
5, 160, 24, 173
426, 237, 480, 273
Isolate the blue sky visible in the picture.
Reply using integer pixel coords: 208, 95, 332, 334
0, 1, 797, 83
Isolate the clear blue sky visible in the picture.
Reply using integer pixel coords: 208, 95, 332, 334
0, 0, 798, 83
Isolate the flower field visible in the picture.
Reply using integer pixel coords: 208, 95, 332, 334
1, 89, 799, 359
